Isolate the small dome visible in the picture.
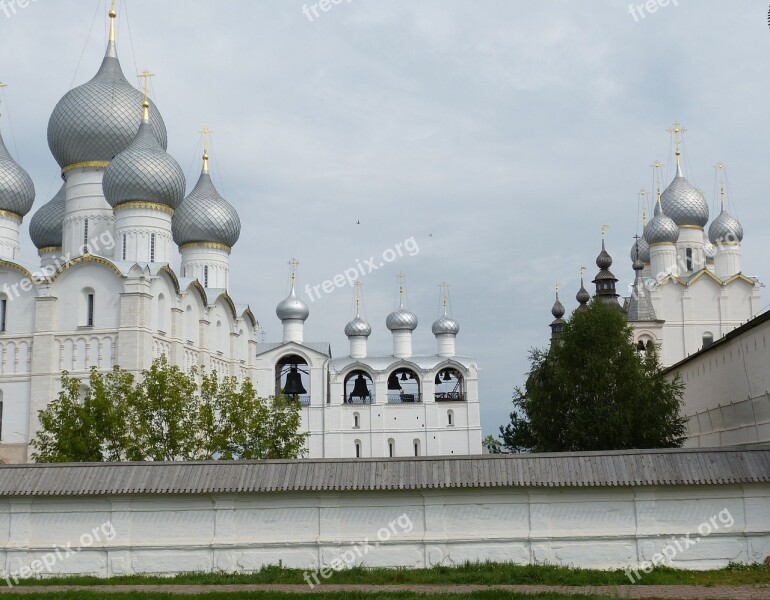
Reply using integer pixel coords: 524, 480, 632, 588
432, 314, 460, 336
708, 209, 743, 244
173, 169, 240, 248
630, 236, 650, 264
0, 130, 35, 217
576, 279, 590, 307
276, 283, 309, 321
596, 240, 613, 269
550, 295, 565, 320
644, 211, 679, 245
632, 258, 645, 272
386, 308, 418, 332
47, 40, 167, 170
345, 316, 371, 337
102, 116, 185, 210
660, 165, 709, 228
29, 183, 65, 249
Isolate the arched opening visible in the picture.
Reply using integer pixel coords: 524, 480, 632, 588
387, 438, 395, 458
447, 409, 454, 427
276, 354, 310, 405
703, 332, 714, 349
646, 340, 654, 354
343, 369, 374, 404
434, 367, 465, 401
685, 248, 693, 272
0, 294, 7, 332
354, 439, 362, 458
386, 367, 421, 403
413, 439, 421, 457
81, 288, 95, 328
353, 412, 360, 429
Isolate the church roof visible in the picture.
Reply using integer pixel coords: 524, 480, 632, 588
255, 341, 331, 358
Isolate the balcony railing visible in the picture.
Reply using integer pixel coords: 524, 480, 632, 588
289, 395, 311, 406
342, 395, 376, 405
387, 393, 423, 404
434, 392, 467, 402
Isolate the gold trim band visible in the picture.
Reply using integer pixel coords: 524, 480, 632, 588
678, 225, 704, 230
180, 241, 231, 253
37, 246, 63, 254
114, 201, 175, 215
0, 209, 22, 223
61, 161, 110, 175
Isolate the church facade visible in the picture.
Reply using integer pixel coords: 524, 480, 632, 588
0, 7, 481, 463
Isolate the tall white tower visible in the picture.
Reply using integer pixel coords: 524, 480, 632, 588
344, 282, 371, 359
709, 163, 744, 280
276, 258, 310, 344
432, 282, 460, 356
0, 117, 35, 261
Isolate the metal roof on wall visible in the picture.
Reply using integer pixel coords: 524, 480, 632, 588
0, 446, 768, 497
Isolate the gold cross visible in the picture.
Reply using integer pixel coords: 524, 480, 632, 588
580, 266, 586, 277
353, 280, 363, 314
199, 127, 214, 154
438, 282, 450, 312
715, 161, 727, 209
138, 69, 154, 102
601, 224, 610, 238
667, 122, 686, 163
397, 272, 405, 305
289, 258, 299, 282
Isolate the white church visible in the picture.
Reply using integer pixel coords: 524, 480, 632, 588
0, 6, 481, 464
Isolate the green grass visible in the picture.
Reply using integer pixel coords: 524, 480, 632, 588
0, 593, 669, 600
5, 560, 770, 588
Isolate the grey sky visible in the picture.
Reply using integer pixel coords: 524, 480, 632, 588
1, 0, 768, 437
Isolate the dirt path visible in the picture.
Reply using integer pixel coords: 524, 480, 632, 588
0, 583, 768, 598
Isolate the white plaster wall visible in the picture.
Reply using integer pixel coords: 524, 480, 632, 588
0, 484, 768, 578
668, 315, 770, 447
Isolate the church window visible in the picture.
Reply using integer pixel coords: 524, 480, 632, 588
414, 439, 420, 456
353, 412, 360, 428
686, 248, 693, 272
447, 410, 454, 426
355, 440, 361, 458
122, 235, 127, 260
0, 297, 6, 332
82, 219, 89, 254
204, 265, 209, 288
703, 333, 714, 348
150, 234, 156, 262
87, 293, 95, 327
388, 439, 395, 458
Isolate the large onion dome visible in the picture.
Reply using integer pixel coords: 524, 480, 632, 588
29, 184, 65, 249
596, 240, 613, 269
47, 10, 167, 171
432, 312, 460, 336
345, 316, 372, 338
630, 236, 650, 264
276, 280, 309, 321
644, 207, 679, 245
102, 104, 185, 210
708, 209, 743, 244
550, 294, 565, 320
173, 156, 241, 248
386, 306, 418, 332
0, 129, 35, 217
660, 164, 709, 228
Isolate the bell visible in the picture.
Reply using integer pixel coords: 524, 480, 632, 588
443, 371, 452, 382
350, 374, 370, 399
283, 366, 307, 395
434, 374, 441, 385
387, 374, 402, 390
400, 372, 408, 381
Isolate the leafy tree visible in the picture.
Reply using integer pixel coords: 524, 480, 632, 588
482, 434, 503, 454
498, 299, 687, 452
32, 356, 308, 462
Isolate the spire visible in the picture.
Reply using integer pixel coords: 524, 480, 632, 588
138, 69, 154, 123
354, 279, 362, 317
667, 121, 686, 174
199, 127, 213, 174
106, 0, 118, 58
592, 232, 623, 310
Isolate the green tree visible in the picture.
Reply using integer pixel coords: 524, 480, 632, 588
498, 299, 687, 452
32, 356, 308, 462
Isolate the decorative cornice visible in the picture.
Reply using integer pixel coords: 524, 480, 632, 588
114, 201, 175, 215
678, 225, 704, 230
0, 210, 22, 223
649, 241, 675, 247
61, 161, 110, 175
180, 241, 231, 254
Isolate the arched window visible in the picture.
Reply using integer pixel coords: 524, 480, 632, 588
82, 218, 89, 254
703, 332, 714, 348
275, 354, 310, 404
122, 234, 127, 260
636, 340, 646, 353
0, 294, 7, 332
413, 439, 421, 456
447, 410, 454, 426
81, 288, 95, 327
354, 440, 362, 458
150, 233, 156, 262
386, 368, 421, 403
686, 248, 693, 272
388, 438, 395, 458
344, 370, 374, 404
204, 265, 209, 288
434, 368, 465, 401
353, 412, 360, 429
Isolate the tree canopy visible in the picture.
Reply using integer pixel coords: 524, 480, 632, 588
32, 356, 307, 462
496, 299, 687, 453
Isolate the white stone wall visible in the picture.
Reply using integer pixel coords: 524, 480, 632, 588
0, 483, 768, 578
667, 314, 770, 447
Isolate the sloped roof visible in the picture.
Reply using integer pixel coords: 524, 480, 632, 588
1, 446, 767, 497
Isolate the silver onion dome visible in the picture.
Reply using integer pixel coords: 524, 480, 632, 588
644, 210, 679, 245
708, 209, 744, 244
630, 236, 651, 264
576, 279, 590, 310
173, 168, 241, 248
660, 164, 709, 228
102, 116, 185, 209
550, 294, 565, 320
432, 314, 460, 336
386, 307, 418, 332
29, 183, 65, 249
0, 129, 35, 217
276, 283, 309, 321
345, 316, 372, 337
596, 240, 613, 269
47, 38, 167, 170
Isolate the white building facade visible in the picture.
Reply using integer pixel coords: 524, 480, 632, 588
0, 7, 481, 463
